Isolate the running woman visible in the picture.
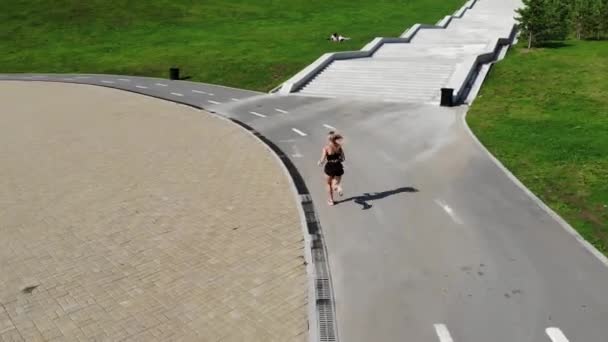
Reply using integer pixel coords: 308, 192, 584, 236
318, 131, 345, 206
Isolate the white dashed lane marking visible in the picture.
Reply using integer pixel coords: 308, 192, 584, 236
170, 92, 184, 97
231, 98, 240, 101
192, 90, 207, 94
434, 199, 463, 225
434, 324, 454, 342
74, 76, 89, 79
546, 327, 570, 342
155, 83, 168, 87
207, 100, 221, 105
101, 80, 114, 84
275, 108, 288, 114
323, 124, 336, 130
292, 128, 307, 137
249, 111, 267, 118
117, 78, 130, 82
135, 85, 148, 89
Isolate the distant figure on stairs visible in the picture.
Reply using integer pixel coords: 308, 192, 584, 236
329, 33, 350, 42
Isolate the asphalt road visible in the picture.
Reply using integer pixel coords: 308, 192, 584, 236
2, 74, 608, 342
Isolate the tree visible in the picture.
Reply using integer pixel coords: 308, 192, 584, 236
546, 0, 571, 40
570, 0, 584, 39
599, 0, 608, 38
579, 0, 603, 39
517, 0, 551, 48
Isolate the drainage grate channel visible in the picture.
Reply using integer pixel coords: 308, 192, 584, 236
315, 278, 331, 300
318, 299, 337, 341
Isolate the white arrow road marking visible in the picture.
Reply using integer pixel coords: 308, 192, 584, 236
192, 90, 207, 94
135, 85, 148, 89
292, 128, 307, 137
170, 92, 184, 97
207, 100, 221, 105
275, 108, 288, 114
546, 327, 569, 342
434, 324, 454, 342
323, 124, 336, 130
249, 111, 267, 118
434, 199, 463, 225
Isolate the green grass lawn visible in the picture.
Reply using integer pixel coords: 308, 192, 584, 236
0, 0, 463, 91
468, 40, 608, 254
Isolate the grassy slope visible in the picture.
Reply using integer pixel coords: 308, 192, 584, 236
468, 40, 608, 253
1, 0, 462, 91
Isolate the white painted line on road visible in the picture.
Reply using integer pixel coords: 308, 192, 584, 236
323, 124, 337, 130
207, 93, 215, 96
249, 111, 267, 118
117, 78, 130, 82
546, 327, 569, 342
170, 92, 184, 97
292, 128, 307, 137
62, 78, 75, 81
275, 108, 288, 114
73, 76, 89, 79
101, 80, 115, 84
207, 100, 221, 105
434, 324, 454, 342
231, 98, 240, 101
192, 90, 207, 94
155, 83, 168, 87
434, 199, 463, 225
135, 85, 148, 89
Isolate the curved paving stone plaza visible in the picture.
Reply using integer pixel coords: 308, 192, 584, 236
0, 82, 307, 342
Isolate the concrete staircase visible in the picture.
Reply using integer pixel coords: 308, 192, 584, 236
294, 0, 520, 104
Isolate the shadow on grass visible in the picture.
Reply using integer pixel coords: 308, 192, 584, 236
337, 186, 419, 210
539, 41, 571, 49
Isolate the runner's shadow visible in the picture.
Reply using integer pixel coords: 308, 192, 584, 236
337, 186, 418, 210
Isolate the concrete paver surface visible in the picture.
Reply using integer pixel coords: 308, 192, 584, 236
0, 82, 307, 342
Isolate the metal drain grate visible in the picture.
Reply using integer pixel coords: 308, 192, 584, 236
318, 300, 337, 341
315, 278, 331, 300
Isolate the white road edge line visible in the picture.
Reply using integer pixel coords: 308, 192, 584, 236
434, 324, 454, 342
275, 108, 288, 114
434, 199, 463, 225
292, 128, 307, 137
192, 90, 207, 94
155, 83, 168, 87
462, 112, 608, 267
546, 327, 569, 342
323, 124, 336, 130
170, 92, 184, 97
249, 111, 267, 118
135, 85, 148, 89
207, 100, 221, 104
101, 80, 114, 84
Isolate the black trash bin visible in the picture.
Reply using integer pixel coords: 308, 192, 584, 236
440, 88, 454, 107
169, 67, 180, 80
